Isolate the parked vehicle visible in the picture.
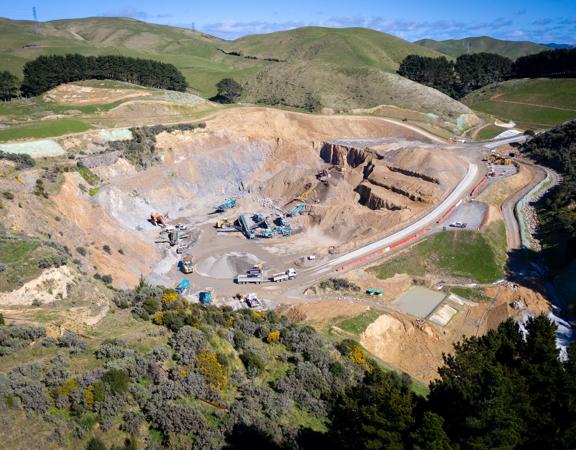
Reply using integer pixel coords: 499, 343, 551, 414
449, 222, 467, 228
270, 268, 297, 282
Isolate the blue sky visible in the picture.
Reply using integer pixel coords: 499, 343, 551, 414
2, 0, 575, 43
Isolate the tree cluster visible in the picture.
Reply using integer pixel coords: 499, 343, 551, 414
514, 48, 576, 78
398, 48, 576, 99
1, 280, 575, 449
398, 53, 512, 99
20, 54, 188, 97
0, 71, 20, 101
521, 120, 576, 269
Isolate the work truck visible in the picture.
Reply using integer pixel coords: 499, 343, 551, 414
270, 268, 297, 282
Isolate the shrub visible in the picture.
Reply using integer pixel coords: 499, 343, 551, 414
170, 325, 207, 364
76, 246, 87, 257
101, 275, 113, 284
240, 350, 266, 377
0, 324, 46, 356
58, 331, 87, 354
196, 350, 228, 390
2, 191, 14, 200
87, 437, 106, 450
102, 244, 111, 255
102, 369, 130, 395
0, 150, 35, 169
266, 330, 281, 344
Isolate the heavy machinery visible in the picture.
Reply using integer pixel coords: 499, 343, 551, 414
287, 203, 305, 217
270, 268, 297, 282
199, 288, 213, 305
238, 215, 256, 239
168, 228, 180, 246
180, 256, 194, 274
215, 218, 233, 229
257, 229, 273, 238
215, 198, 237, 212
483, 153, 512, 165
244, 293, 262, 308
150, 213, 167, 227
175, 279, 190, 295
273, 226, 291, 237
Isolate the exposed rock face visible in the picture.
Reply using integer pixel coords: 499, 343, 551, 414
320, 143, 372, 168
355, 183, 406, 211
319, 141, 446, 212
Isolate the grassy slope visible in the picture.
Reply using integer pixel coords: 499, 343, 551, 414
0, 18, 473, 121
463, 78, 576, 128
415, 36, 548, 59
369, 223, 507, 284
0, 17, 250, 97
228, 27, 443, 72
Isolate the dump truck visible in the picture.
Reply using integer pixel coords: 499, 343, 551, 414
150, 213, 167, 227
180, 256, 194, 274
199, 288, 213, 305
270, 268, 297, 282
236, 265, 264, 284
215, 198, 237, 212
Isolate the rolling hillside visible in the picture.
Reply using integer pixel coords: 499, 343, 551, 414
415, 36, 548, 59
226, 26, 443, 72
0, 17, 477, 128
463, 78, 576, 128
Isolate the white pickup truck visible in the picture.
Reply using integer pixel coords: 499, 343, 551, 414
270, 268, 297, 282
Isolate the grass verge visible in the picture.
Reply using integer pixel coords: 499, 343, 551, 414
0, 119, 91, 142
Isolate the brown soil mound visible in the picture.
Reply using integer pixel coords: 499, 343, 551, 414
44, 84, 151, 105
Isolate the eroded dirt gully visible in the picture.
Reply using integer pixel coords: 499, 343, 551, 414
7, 108, 469, 288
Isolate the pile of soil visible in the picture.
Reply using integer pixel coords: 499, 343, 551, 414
195, 252, 261, 279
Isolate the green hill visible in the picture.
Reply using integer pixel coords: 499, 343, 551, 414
463, 78, 576, 128
415, 36, 548, 60
0, 18, 476, 126
226, 26, 443, 72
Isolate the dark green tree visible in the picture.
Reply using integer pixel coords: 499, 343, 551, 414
428, 317, 571, 449
513, 48, 576, 78
410, 412, 453, 450
215, 78, 243, 103
455, 53, 512, 96
397, 55, 459, 98
0, 71, 20, 100
327, 368, 416, 449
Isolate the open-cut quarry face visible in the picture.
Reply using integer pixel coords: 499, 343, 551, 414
14, 108, 468, 288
